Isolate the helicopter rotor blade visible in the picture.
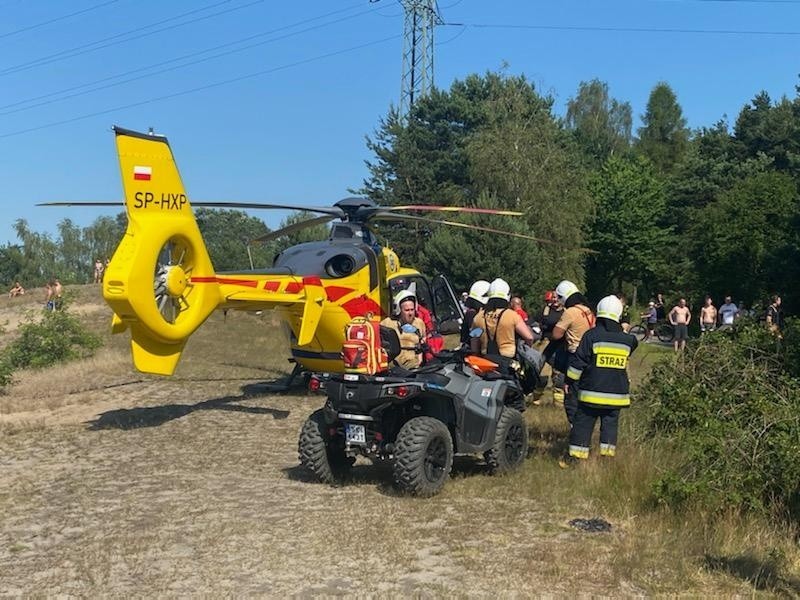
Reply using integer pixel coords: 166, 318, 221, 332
369, 211, 554, 243
370, 211, 597, 253
386, 205, 525, 216
37, 201, 346, 217
250, 214, 336, 244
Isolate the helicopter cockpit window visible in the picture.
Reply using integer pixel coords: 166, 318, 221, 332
389, 276, 433, 312
431, 274, 465, 334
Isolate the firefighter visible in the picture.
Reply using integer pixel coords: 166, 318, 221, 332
538, 290, 563, 338
560, 295, 638, 465
471, 278, 534, 373
550, 280, 595, 423
460, 279, 490, 346
537, 289, 565, 403
381, 288, 427, 369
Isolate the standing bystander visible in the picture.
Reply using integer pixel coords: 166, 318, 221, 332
766, 295, 784, 337
718, 295, 739, 330
640, 301, 658, 341
669, 298, 691, 352
700, 297, 717, 334
94, 259, 104, 284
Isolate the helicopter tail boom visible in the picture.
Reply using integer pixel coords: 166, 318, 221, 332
104, 127, 221, 375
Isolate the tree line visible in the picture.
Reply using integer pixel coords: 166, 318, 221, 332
2, 71, 798, 315
363, 72, 800, 313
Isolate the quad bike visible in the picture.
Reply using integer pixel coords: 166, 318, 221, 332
298, 329, 545, 496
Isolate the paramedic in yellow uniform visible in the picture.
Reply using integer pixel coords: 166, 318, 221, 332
381, 289, 426, 369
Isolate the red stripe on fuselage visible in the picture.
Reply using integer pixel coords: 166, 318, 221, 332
341, 296, 384, 319
325, 286, 353, 303
190, 276, 258, 287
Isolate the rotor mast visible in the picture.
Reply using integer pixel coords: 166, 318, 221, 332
399, 0, 443, 119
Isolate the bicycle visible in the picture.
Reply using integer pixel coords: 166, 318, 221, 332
628, 319, 673, 343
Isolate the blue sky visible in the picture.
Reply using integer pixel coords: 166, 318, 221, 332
1, 0, 799, 245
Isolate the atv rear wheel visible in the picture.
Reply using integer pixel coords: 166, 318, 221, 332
485, 407, 528, 474
393, 416, 453, 497
298, 409, 353, 484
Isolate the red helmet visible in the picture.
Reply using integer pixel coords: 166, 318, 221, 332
544, 290, 556, 302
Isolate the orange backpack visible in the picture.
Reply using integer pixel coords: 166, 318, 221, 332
341, 316, 389, 375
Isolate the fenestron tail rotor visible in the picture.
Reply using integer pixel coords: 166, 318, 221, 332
154, 238, 193, 324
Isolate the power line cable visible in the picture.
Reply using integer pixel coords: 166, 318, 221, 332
0, 34, 401, 139
0, 0, 121, 40
0, 0, 261, 77
447, 21, 800, 35
436, 24, 467, 45
0, 2, 372, 114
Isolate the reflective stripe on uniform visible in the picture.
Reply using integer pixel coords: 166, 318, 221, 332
592, 342, 630, 369
596, 310, 619, 320
600, 443, 616, 457
567, 366, 583, 380
568, 445, 589, 459
591, 342, 630, 356
579, 390, 630, 407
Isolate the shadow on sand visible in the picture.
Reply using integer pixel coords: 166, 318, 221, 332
283, 455, 489, 497
704, 554, 800, 595
87, 380, 294, 430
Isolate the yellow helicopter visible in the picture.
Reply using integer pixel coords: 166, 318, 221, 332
44, 126, 548, 379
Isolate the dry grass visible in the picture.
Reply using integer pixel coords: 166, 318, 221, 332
0, 285, 798, 596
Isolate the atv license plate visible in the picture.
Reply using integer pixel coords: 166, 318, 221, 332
345, 423, 366, 444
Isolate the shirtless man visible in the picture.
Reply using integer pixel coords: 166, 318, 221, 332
699, 297, 717, 334
52, 278, 63, 310
44, 281, 54, 310
8, 281, 24, 298
669, 298, 691, 352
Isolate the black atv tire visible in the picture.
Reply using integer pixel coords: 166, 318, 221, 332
485, 407, 528, 475
298, 409, 353, 484
393, 416, 453, 497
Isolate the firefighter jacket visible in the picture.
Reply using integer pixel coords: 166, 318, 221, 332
380, 316, 426, 369
566, 318, 637, 408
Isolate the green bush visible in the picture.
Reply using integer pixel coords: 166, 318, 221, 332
0, 357, 12, 388
3, 309, 101, 371
638, 322, 800, 521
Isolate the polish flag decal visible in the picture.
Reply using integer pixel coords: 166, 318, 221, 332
133, 165, 152, 181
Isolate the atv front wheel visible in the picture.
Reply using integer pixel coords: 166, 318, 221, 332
485, 407, 528, 474
393, 416, 453, 497
298, 409, 353, 484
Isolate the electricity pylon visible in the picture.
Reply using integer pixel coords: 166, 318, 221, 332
399, 1, 443, 119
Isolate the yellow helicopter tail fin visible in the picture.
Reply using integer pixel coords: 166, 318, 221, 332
103, 126, 221, 375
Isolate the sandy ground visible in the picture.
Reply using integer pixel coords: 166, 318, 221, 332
0, 373, 647, 597
0, 291, 777, 597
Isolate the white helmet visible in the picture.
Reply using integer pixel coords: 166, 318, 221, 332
393, 288, 417, 315
468, 280, 490, 305
488, 278, 511, 301
555, 280, 579, 303
596, 295, 623, 322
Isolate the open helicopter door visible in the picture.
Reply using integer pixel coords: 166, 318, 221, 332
431, 275, 464, 335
